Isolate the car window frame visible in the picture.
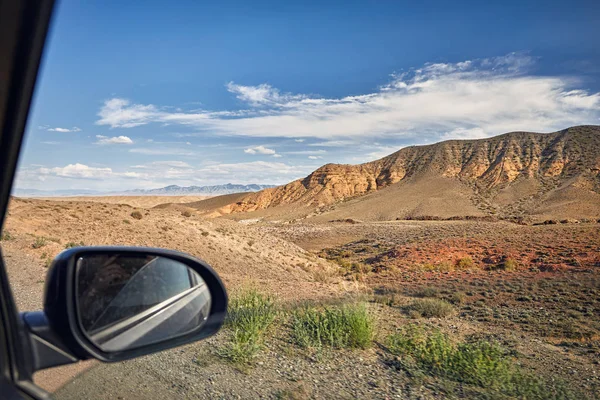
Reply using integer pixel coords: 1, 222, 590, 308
0, 0, 56, 398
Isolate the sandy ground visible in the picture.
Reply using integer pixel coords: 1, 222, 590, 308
1, 197, 599, 398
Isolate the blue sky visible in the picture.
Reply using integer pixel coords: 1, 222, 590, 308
16, 0, 600, 191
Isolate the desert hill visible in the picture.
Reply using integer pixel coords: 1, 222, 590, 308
1, 198, 341, 299
188, 125, 600, 222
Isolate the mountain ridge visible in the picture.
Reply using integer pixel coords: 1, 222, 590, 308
205, 125, 600, 221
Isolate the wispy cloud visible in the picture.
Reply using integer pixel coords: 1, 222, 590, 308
17, 160, 312, 190
47, 127, 82, 132
94, 135, 133, 145
129, 147, 194, 156
308, 140, 357, 147
284, 149, 327, 155
131, 161, 192, 169
244, 145, 277, 155
96, 53, 600, 141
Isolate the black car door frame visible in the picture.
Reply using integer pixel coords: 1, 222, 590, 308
0, 0, 56, 398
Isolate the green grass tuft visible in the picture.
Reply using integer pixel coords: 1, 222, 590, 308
32, 237, 48, 249
291, 302, 375, 350
386, 325, 577, 399
218, 288, 277, 364
0, 231, 13, 241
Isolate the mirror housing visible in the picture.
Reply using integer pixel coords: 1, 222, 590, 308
31, 247, 227, 365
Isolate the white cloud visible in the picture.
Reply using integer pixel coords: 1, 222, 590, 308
39, 163, 112, 179
96, 53, 600, 141
47, 127, 82, 132
285, 149, 327, 155
308, 140, 357, 147
244, 145, 276, 155
94, 135, 133, 145
226, 82, 306, 106
16, 158, 316, 191
308, 156, 323, 160
41, 141, 60, 145
295, 139, 305, 142
195, 161, 307, 184
272, 154, 283, 158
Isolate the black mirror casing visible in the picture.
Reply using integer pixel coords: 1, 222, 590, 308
41, 247, 228, 363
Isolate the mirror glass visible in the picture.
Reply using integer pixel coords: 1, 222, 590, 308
75, 254, 211, 352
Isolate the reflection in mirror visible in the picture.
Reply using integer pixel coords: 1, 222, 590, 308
76, 254, 211, 352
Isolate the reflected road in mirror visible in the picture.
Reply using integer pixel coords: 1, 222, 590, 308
76, 254, 211, 352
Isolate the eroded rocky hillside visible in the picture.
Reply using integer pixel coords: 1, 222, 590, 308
212, 125, 600, 220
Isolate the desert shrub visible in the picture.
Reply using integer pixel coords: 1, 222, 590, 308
449, 291, 466, 305
291, 302, 374, 349
0, 231, 13, 241
130, 211, 143, 220
218, 288, 276, 364
32, 237, 47, 249
200, 230, 209, 237
408, 298, 454, 318
418, 261, 454, 272
386, 325, 577, 399
181, 210, 192, 217
65, 241, 84, 249
122, 219, 130, 224
312, 268, 333, 283
500, 257, 518, 271
455, 257, 475, 269
414, 287, 439, 298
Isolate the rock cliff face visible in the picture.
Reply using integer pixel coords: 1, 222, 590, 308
226, 126, 600, 215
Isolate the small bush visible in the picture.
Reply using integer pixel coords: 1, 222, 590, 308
449, 291, 466, 305
0, 231, 13, 241
130, 211, 143, 220
65, 241, 84, 249
218, 288, 276, 364
386, 326, 576, 399
455, 257, 475, 269
408, 298, 454, 318
201, 231, 210, 237
420, 261, 455, 272
500, 257, 518, 271
181, 210, 192, 217
414, 287, 439, 298
122, 219, 130, 224
291, 302, 375, 349
32, 237, 48, 249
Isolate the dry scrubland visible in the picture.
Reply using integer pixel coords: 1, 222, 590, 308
37, 195, 212, 208
1, 197, 599, 399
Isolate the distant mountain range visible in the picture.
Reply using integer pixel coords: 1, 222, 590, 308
120, 184, 276, 196
13, 183, 276, 197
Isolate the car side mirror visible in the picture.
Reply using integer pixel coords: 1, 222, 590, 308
21, 247, 227, 370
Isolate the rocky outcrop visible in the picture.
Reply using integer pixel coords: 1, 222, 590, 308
227, 125, 600, 214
